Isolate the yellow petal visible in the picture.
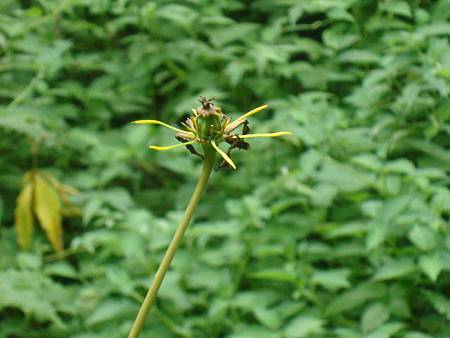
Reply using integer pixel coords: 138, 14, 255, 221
211, 140, 236, 170
132, 119, 191, 134
224, 118, 245, 134
149, 141, 196, 151
236, 104, 269, 121
239, 131, 291, 139
225, 104, 268, 133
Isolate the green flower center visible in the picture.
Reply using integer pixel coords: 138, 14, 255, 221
196, 114, 222, 141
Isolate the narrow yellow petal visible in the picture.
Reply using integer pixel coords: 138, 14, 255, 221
225, 104, 269, 133
211, 140, 237, 170
224, 118, 245, 134
239, 132, 291, 139
132, 119, 190, 134
236, 104, 269, 121
149, 141, 196, 151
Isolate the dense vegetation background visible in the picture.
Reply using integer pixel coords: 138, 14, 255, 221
1, 1, 450, 337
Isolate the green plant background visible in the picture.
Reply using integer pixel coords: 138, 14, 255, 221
1, 1, 449, 337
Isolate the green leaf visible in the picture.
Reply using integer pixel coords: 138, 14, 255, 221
366, 222, 388, 251
423, 291, 450, 320
361, 303, 390, 333
408, 225, 436, 251
402, 139, 450, 165
17, 252, 42, 270
338, 50, 380, 64
419, 253, 443, 282
312, 269, 351, 291
86, 299, 135, 326
323, 25, 358, 50
373, 258, 415, 281
207, 23, 259, 47
228, 325, 278, 338
253, 307, 282, 330
380, 1, 412, 17
156, 4, 198, 27
316, 160, 373, 192
284, 316, 324, 338
44, 261, 79, 279
0, 270, 66, 328
418, 23, 450, 37
404, 333, 434, 338
247, 269, 296, 283
365, 322, 404, 338
234, 290, 281, 311
326, 284, 386, 316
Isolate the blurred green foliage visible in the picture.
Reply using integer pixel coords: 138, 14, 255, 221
1, 0, 450, 337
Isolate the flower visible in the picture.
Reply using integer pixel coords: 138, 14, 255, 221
132, 97, 291, 169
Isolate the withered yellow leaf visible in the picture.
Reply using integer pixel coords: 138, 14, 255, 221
34, 173, 63, 252
14, 182, 34, 250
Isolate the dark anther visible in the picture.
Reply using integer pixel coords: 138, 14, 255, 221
243, 120, 250, 135
176, 136, 204, 159
225, 136, 250, 150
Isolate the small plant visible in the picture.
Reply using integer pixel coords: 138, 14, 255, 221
128, 97, 290, 338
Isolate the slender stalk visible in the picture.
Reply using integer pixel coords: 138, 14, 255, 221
128, 149, 216, 338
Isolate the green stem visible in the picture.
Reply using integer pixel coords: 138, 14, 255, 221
128, 149, 215, 338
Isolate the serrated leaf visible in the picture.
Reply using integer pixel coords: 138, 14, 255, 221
0, 270, 66, 328
34, 174, 63, 252
14, 181, 34, 250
